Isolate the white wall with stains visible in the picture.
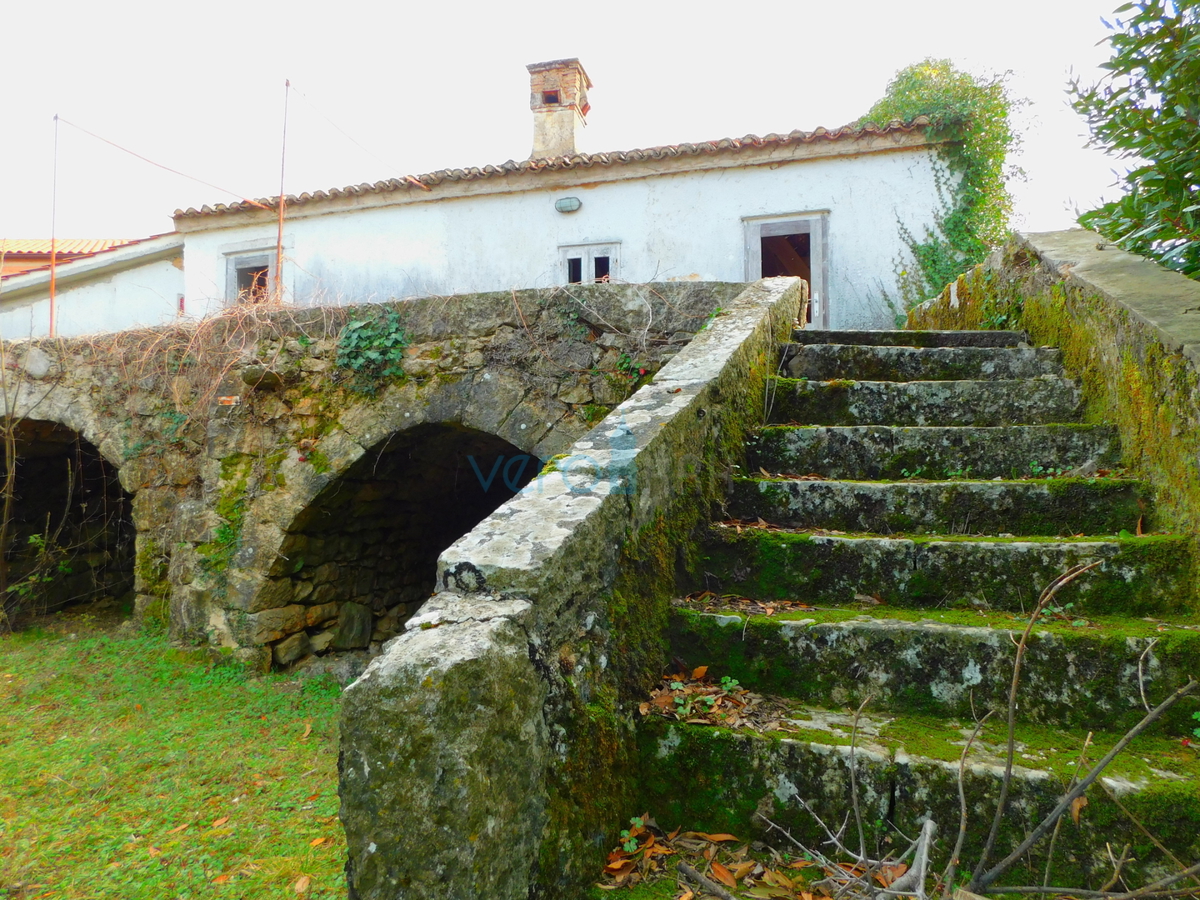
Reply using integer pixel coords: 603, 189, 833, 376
181, 145, 944, 329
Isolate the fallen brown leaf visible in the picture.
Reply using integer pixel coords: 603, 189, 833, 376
711, 861, 737, 888
1071, 794, 1088, 825
293, 874, 312, 893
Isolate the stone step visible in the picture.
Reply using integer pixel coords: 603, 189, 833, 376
749, 424, 1121, 480
782, 344, 1062, 381
637, 712, 1198, 884
667, 605, 1200, 732
767, 377, 1083, 426
727, 477, 1150, 536
790, 328, 1028, 347
697, 527, 1195, 615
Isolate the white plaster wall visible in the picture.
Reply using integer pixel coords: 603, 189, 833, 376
0, 257, 184, 339
183, 147, 945, 329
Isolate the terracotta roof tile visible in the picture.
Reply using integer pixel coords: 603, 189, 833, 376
0, 238, 138, 256
0, 234, 171, 280
174, 118, 931, 220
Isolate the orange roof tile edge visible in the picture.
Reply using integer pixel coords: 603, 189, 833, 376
0, 238, 139, 256
174, 117, 932, 220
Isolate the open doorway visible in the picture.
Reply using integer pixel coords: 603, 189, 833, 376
745, 214, 828, 328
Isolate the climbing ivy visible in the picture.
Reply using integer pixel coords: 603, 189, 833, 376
859, 58, 1019, 309
335, 307, 409, 393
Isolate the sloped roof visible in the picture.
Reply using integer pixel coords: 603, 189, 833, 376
0, 234, 173, 282
0, 238, 138, 257
174, 117, 932, 221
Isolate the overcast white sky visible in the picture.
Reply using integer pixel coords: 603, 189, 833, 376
0, 0, 1128, 240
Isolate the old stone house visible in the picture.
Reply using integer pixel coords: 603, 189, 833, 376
1, 58, 948, 338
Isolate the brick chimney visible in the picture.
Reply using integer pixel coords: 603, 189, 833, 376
527, 58, 592, 159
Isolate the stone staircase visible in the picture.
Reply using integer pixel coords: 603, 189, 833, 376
640, 330, 1200, 883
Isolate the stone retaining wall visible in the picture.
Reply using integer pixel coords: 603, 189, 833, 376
0, 283, 742, 665
337, 278, 805, 899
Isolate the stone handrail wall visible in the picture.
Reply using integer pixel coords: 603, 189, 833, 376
910, 228, 1200, 533
337, 278, 805, 899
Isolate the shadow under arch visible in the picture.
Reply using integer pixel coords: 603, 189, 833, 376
268, 423, 539, 667
1, 418, 134, 624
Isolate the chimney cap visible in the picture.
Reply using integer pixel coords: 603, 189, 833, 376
526, 58, 593, 88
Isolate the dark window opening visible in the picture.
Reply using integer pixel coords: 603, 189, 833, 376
237, 264, 269, 304
567, 257, 583, 284
760, 233, 812, 322
543, 91, 560, 105
1, 419, 134, 626
594, 256, 610, 283
268, 424, 539, 669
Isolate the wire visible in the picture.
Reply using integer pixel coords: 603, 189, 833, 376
288, 81, 428, 189
50, 114, 59, 337
55, 116, 272, 211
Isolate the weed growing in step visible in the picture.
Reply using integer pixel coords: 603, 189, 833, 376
0, 628, 345, 898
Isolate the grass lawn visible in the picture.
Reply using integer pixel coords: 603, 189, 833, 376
0, 616, 346, 899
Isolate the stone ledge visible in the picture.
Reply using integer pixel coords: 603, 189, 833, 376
1018, 230, 1200, 367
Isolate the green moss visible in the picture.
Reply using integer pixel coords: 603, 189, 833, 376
306, 448, 331, 475
695, 528, 1196, 615
910, 245, 1200, 537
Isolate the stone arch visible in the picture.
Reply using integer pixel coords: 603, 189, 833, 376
0, 417, 135, 622
253, 422, 540, 668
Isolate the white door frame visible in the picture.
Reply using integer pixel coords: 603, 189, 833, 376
743, 211, 829, 328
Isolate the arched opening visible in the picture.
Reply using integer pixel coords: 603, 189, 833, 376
271, 424, 538, 667
0, 419, 135, 626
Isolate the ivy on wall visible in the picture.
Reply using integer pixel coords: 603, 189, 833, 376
859, 58, 1020, 310
335, 308, 410, 394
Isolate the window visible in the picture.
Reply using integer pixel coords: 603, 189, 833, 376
560, 243, 619, 285
542, 90, 560, 105
220, 236, 292, 306
226, 253, 273, 305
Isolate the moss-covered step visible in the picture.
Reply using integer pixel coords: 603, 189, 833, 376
697, 528, 1196, 615
667, 606, 1200, 731
749, 424, 1121, 480
789, 329, 1027, 347
727, 477, 1151, 536
768, 376, 1082, 426
635, 713, 1200, 887
782, 344, 1063, 381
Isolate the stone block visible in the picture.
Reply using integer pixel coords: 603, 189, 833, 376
311, 583, 338, 605
312, 562, 340, 585
247, 604, 307, 644
174, 499, 219, 543
310, 629, 337, 653
273, 631, 311, 666
331, 601, 373, 650
306, 602, 340, 628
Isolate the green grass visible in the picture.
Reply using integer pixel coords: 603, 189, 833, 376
0, 626, 346, 899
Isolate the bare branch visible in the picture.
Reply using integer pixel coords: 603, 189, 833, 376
1100, 843, 1133, 893
677, 859, 738, 900
942, 710, 995, 897
1098, 780, 1200, 889
972, 678, 1198, 892
1138, 638, 1159, 713
849, 694, 873, 865
970, 561, 1102, 887
1043, 731, 1093, 888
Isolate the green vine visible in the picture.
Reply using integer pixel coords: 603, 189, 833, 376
859, 58, 1020, 310
335, 307, 410, 394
